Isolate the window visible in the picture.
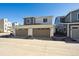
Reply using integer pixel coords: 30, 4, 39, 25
5, 28, 6, 30
43, 18, 47, 22
60, 17, 65, 23
27, 20, 29, 23
31, 19, 33, 24
77, 13, 79, 20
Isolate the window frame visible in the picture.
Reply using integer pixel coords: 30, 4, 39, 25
43, 18, 47, 23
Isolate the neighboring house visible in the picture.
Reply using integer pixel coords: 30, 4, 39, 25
15, 16, 55, 39
55, 16, 66, 34
55, 16, 65, 25
0, 18, 12, 33
55, 9, 79, 41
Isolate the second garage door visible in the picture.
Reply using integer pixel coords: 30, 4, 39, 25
33, 28, 50, 38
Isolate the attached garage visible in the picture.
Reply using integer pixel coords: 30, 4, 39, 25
71, 26, 79, 41
15, 29, 28, 38
15, 25, 55, 39
33, 28, 50, 38
60, 23, 79, 42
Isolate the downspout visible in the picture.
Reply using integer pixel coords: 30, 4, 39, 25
67, 24, 69, 37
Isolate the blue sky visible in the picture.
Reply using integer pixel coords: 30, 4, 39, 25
0, 3, 79, 24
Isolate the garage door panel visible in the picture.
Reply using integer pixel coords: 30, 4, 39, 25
16, 29, 28, 37
33, 28, 50, 38
71, 27, 79, 40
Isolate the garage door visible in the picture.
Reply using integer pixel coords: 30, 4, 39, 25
16, 29, 28, 37
33, 28, 50, 38
71, 27, 79, 40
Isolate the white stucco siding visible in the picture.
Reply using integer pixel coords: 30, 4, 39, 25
50, 27, 55, 37
28, 28, 33, 36
35, 16, 52, 25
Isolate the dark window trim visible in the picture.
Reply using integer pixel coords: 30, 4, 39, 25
43, 18, 47, 23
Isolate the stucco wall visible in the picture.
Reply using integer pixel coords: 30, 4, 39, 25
35, 16, 52, 25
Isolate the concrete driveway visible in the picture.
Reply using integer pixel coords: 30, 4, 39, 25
0, 38, 79, 56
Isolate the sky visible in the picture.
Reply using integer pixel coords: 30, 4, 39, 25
0, 3, 79, 24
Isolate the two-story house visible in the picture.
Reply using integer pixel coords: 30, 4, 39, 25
15, 16, 55, 39
55, 9, 79, 41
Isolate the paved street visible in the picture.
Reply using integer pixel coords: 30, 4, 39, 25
0, 38, 79, 56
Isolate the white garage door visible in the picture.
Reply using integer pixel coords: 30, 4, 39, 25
71, 26, 79, 41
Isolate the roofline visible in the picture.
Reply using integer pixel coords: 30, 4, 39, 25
23, 16, 53, 19
65, 9, 79, 17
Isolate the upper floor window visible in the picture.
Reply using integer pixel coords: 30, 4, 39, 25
43, 18, 47, 22
31, 19, 33, 23
77, 13, 79, 20
60, 17, 65, 23
27, 20, 29, 23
